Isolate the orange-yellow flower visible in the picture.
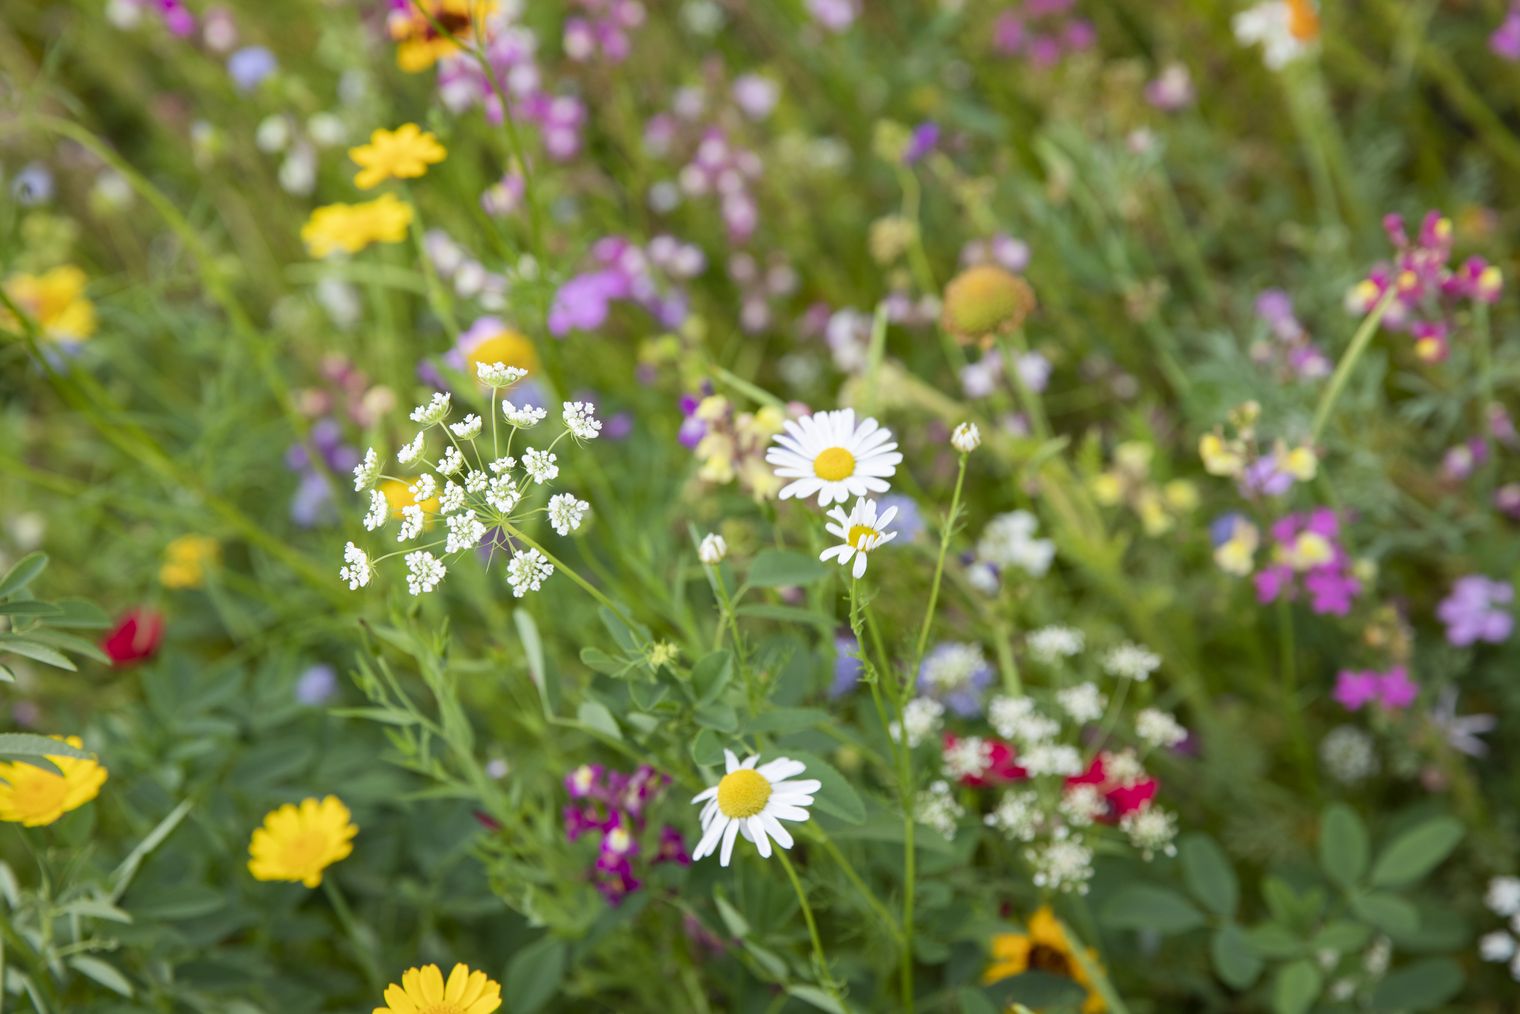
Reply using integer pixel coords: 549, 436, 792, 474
374, 963, 502, 1014
1286, 0, 1320, 42
351, 124, 448, 190
0, 736, 108, 827
2, 265, 97, 342
301, 195, 414, 258
247, 795, 357, 888
387, 0, 498, 73
160, 534, 220, 589
380, 477, 440, 520
984, 905, 1106, 1013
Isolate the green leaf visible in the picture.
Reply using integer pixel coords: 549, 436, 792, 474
1245, 923, 1304, 959
983, 971, 1088, 1008
1180, 833, 1238, 918
693, 701, 738, 733
68, 956, 132, 997
331, 707, 420, 726
1312, 920, 1371, 954
746, 549, 827, 588
16, 628, 111, 664
0, 601, 62, 617
47, 598, 111, 629
0, 733, 92, 760
742, 707, 828, 735
0, 638, 76, 670
1210, 924, 1263, 990
579, 646, 627, 675
714, 888, 749, 938
1271, 960, 1321, 1014
576, 700, 623, 741
1368, 958, 1463, 1011
1319, 804, 1370, 888
787, 750, 865, 825
1351, 892, 1420, 935
1369, 817, 1464, 888
956, 987, 1001, 1014
786, 985, 845, 1013
689, 650, 733, 704
504, 935, 566, 1013
734, 603, 832, 627
690, 728, 725, 767
0, 552, 47, 598
1100, 884, 1207, 935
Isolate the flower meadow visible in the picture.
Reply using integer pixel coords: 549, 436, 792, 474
4, 2, 1520, 1012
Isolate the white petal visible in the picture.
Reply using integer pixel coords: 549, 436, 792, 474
692, 786, 718, 803
749, 816, 772, 857
772, 778, 822, 795
719, 815, 742, 866
771, 804, 813, 822
761, 811, 794, 850
757, 758, 806, 781
693, 815, 729, 860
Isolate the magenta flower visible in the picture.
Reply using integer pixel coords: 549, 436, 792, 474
1492, 5, 1520, 61
1377, 667, 1418, 709
1437, 576, 1515, 646
1333, 670, 1381, 710
1254, 510, 1361, 616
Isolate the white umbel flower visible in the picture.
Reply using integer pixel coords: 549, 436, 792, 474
477, 361, 527, 387
410, 391, 451, 426
892, 697, 945, 747
691, 750, 821, 866
766, 408, 903, 506
951, 421, 981, 454
445, 510, 486, 553
339, 542, 371, 590
352, 447, 381, 491
1487, 877, 1520, 917
1136, 708, 1187, 749
547, 493, 589, 535
819, 496, 899, 578
438, 446, 466, 476
506, 547, 553, 597
916, 780, 964, 840
1027, 625, 1084, 663
1233, 1, 1311, 70
522, 447, 559, 484
438, 480, 466, 514
698, 533, 727, 565
503, 401, 547, 427
562, 401, 602, 440
1056, 682, 1107, 724
404, 550, 446, 595
449, 413, 482, 440
1102, 642, 1162, 681
976, 510, 1055, 577
409, 473, 437, 503
1480, 931, 1516, 963
396, 431, 425, 465
397, 504, 425, 542
362, 490, 388, 531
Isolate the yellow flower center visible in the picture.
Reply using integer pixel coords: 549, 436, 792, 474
280, 831, 334, 875
812, 447, 855, 482
716, 769, 772, 819
847, 524, 881, 550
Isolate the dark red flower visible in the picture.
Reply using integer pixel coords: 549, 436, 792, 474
102, 609, 164, 666
1065, 753, 1158, 821
943, 733, 1029, 787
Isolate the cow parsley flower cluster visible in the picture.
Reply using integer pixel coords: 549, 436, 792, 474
340, 365, 600, 597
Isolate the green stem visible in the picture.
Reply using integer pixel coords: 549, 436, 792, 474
913, 455, 968, 666
1059, 914, 1132, 1014
499, 520, 635, 632
776, 850, 843, 1007
1309, 287, 1397, 444
322, 877, 385, 994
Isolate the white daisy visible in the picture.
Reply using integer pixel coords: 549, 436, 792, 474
691, 750, 821, 867
819, 496, 899, 579
951, 421, 981, 454
766, 408, 903, 506
547, 492, 589, 535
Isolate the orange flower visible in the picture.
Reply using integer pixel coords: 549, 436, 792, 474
1286, 0, 1320, 42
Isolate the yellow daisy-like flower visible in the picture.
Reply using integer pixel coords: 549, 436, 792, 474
0, 736, 108, 827
374, 962, 502, 1014
160, 534, 220, 589
247, 795, 357, 888
460, 324, 539, 379
984, 905, 1106, 1013
387, 0, 498, 73
351, 124, 448, 190
2, 265, 97, 342
301, 195, 414, 258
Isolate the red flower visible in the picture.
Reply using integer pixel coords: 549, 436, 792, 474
102, 609, 164, 666
1065, 753, 1158, 821
943, 733, 1028, 787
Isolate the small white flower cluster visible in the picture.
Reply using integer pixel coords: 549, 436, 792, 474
1478, 876, 1520, 980
1026, 625, 1084, 664
341, 372, 600, 597
973, 510, 1055, 585
916, 780, 964, 840
989, 694, 1060, 746
1120, 804, 1179, 860
984, 789, 1042, 842
892, 697, 945, 747
1321, 725, 1379, 784
941, 736, 994, 780
1056, 682, 1107, 724
1026, 827, 1095, 895
1136, 708, 1188, 750
1101, 641, 1162, 682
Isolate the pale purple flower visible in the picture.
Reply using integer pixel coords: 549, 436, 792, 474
807, 0, 858, 32
295, 664, 338, 705
1437, 576, 1514, 646
1492, 5, 1520, 61
227, 46, 277, 91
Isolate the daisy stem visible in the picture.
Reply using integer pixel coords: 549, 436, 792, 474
322, 878, 385, 994
776, 849, 843, 1006
498, 521, 635, 632
1308, 286, 1397, 444
706, 563, 753, 703
913, 453, 968, 668
807, 827, 904, 944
